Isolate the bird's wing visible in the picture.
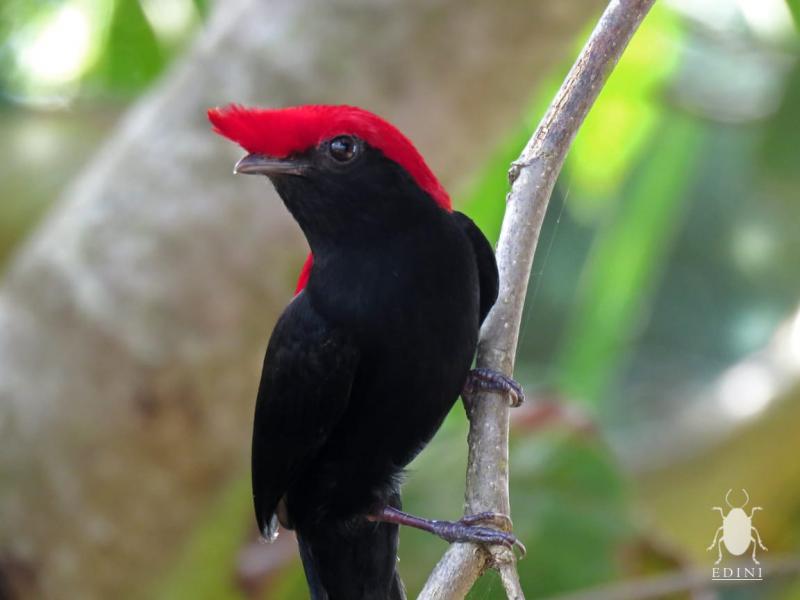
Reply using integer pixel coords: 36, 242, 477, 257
453, 211, 500, 324
252, 292, 359, 537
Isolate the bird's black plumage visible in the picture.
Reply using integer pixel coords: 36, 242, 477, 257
246, 133, 498, 599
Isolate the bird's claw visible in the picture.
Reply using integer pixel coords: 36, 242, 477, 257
463, 368, 525, 407
433, 512, 526, 559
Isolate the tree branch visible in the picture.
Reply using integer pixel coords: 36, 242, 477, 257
418, 1, 656, 597
543, 556, 800, 600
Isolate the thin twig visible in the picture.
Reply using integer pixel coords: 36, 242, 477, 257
498, 561, 526, 600
418, 1, 656, 598
543, 556, 800, 600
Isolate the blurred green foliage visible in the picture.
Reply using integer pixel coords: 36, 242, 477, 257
459, 2, 800, 597
557, 117, 703, 405
788, 0, 800, 29
88, 0, 164, 94
154, 475, 253, 600
0, 0, 204, 103
0, 0, 205, 270
761, 59, 800, 183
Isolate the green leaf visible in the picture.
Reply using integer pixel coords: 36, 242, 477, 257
759, 59, 800, 186
786, 0, 800, 29
556, 116, 704, 406
459, 3, 682, 243
87, 0, 165, 95
153, 474, 251, 600
566, 4, 682, 223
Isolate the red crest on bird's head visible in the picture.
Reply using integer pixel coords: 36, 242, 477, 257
208, 104, 452, 294
207, 104, 451, 211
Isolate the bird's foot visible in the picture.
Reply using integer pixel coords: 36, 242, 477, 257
434, 512, 526, 557
463, 368, 524, 407
369, 506, 526, 557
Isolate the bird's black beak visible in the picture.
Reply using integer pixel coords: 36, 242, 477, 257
234, 153, 308, 176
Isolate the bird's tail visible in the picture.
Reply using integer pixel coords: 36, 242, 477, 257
296, 514, 405, 600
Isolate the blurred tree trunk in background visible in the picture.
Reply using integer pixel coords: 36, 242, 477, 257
0, 0, 601, 597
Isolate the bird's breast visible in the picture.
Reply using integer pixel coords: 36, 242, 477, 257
309, 224, 480, 346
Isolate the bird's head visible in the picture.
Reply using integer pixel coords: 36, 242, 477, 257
208, 104, 451, 256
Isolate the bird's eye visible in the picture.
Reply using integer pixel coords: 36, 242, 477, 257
328, 136, 358, 162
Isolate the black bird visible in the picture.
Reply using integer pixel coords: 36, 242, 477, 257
209, 104, 523, 600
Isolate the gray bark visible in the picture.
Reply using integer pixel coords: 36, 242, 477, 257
0, 0, 599, 597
